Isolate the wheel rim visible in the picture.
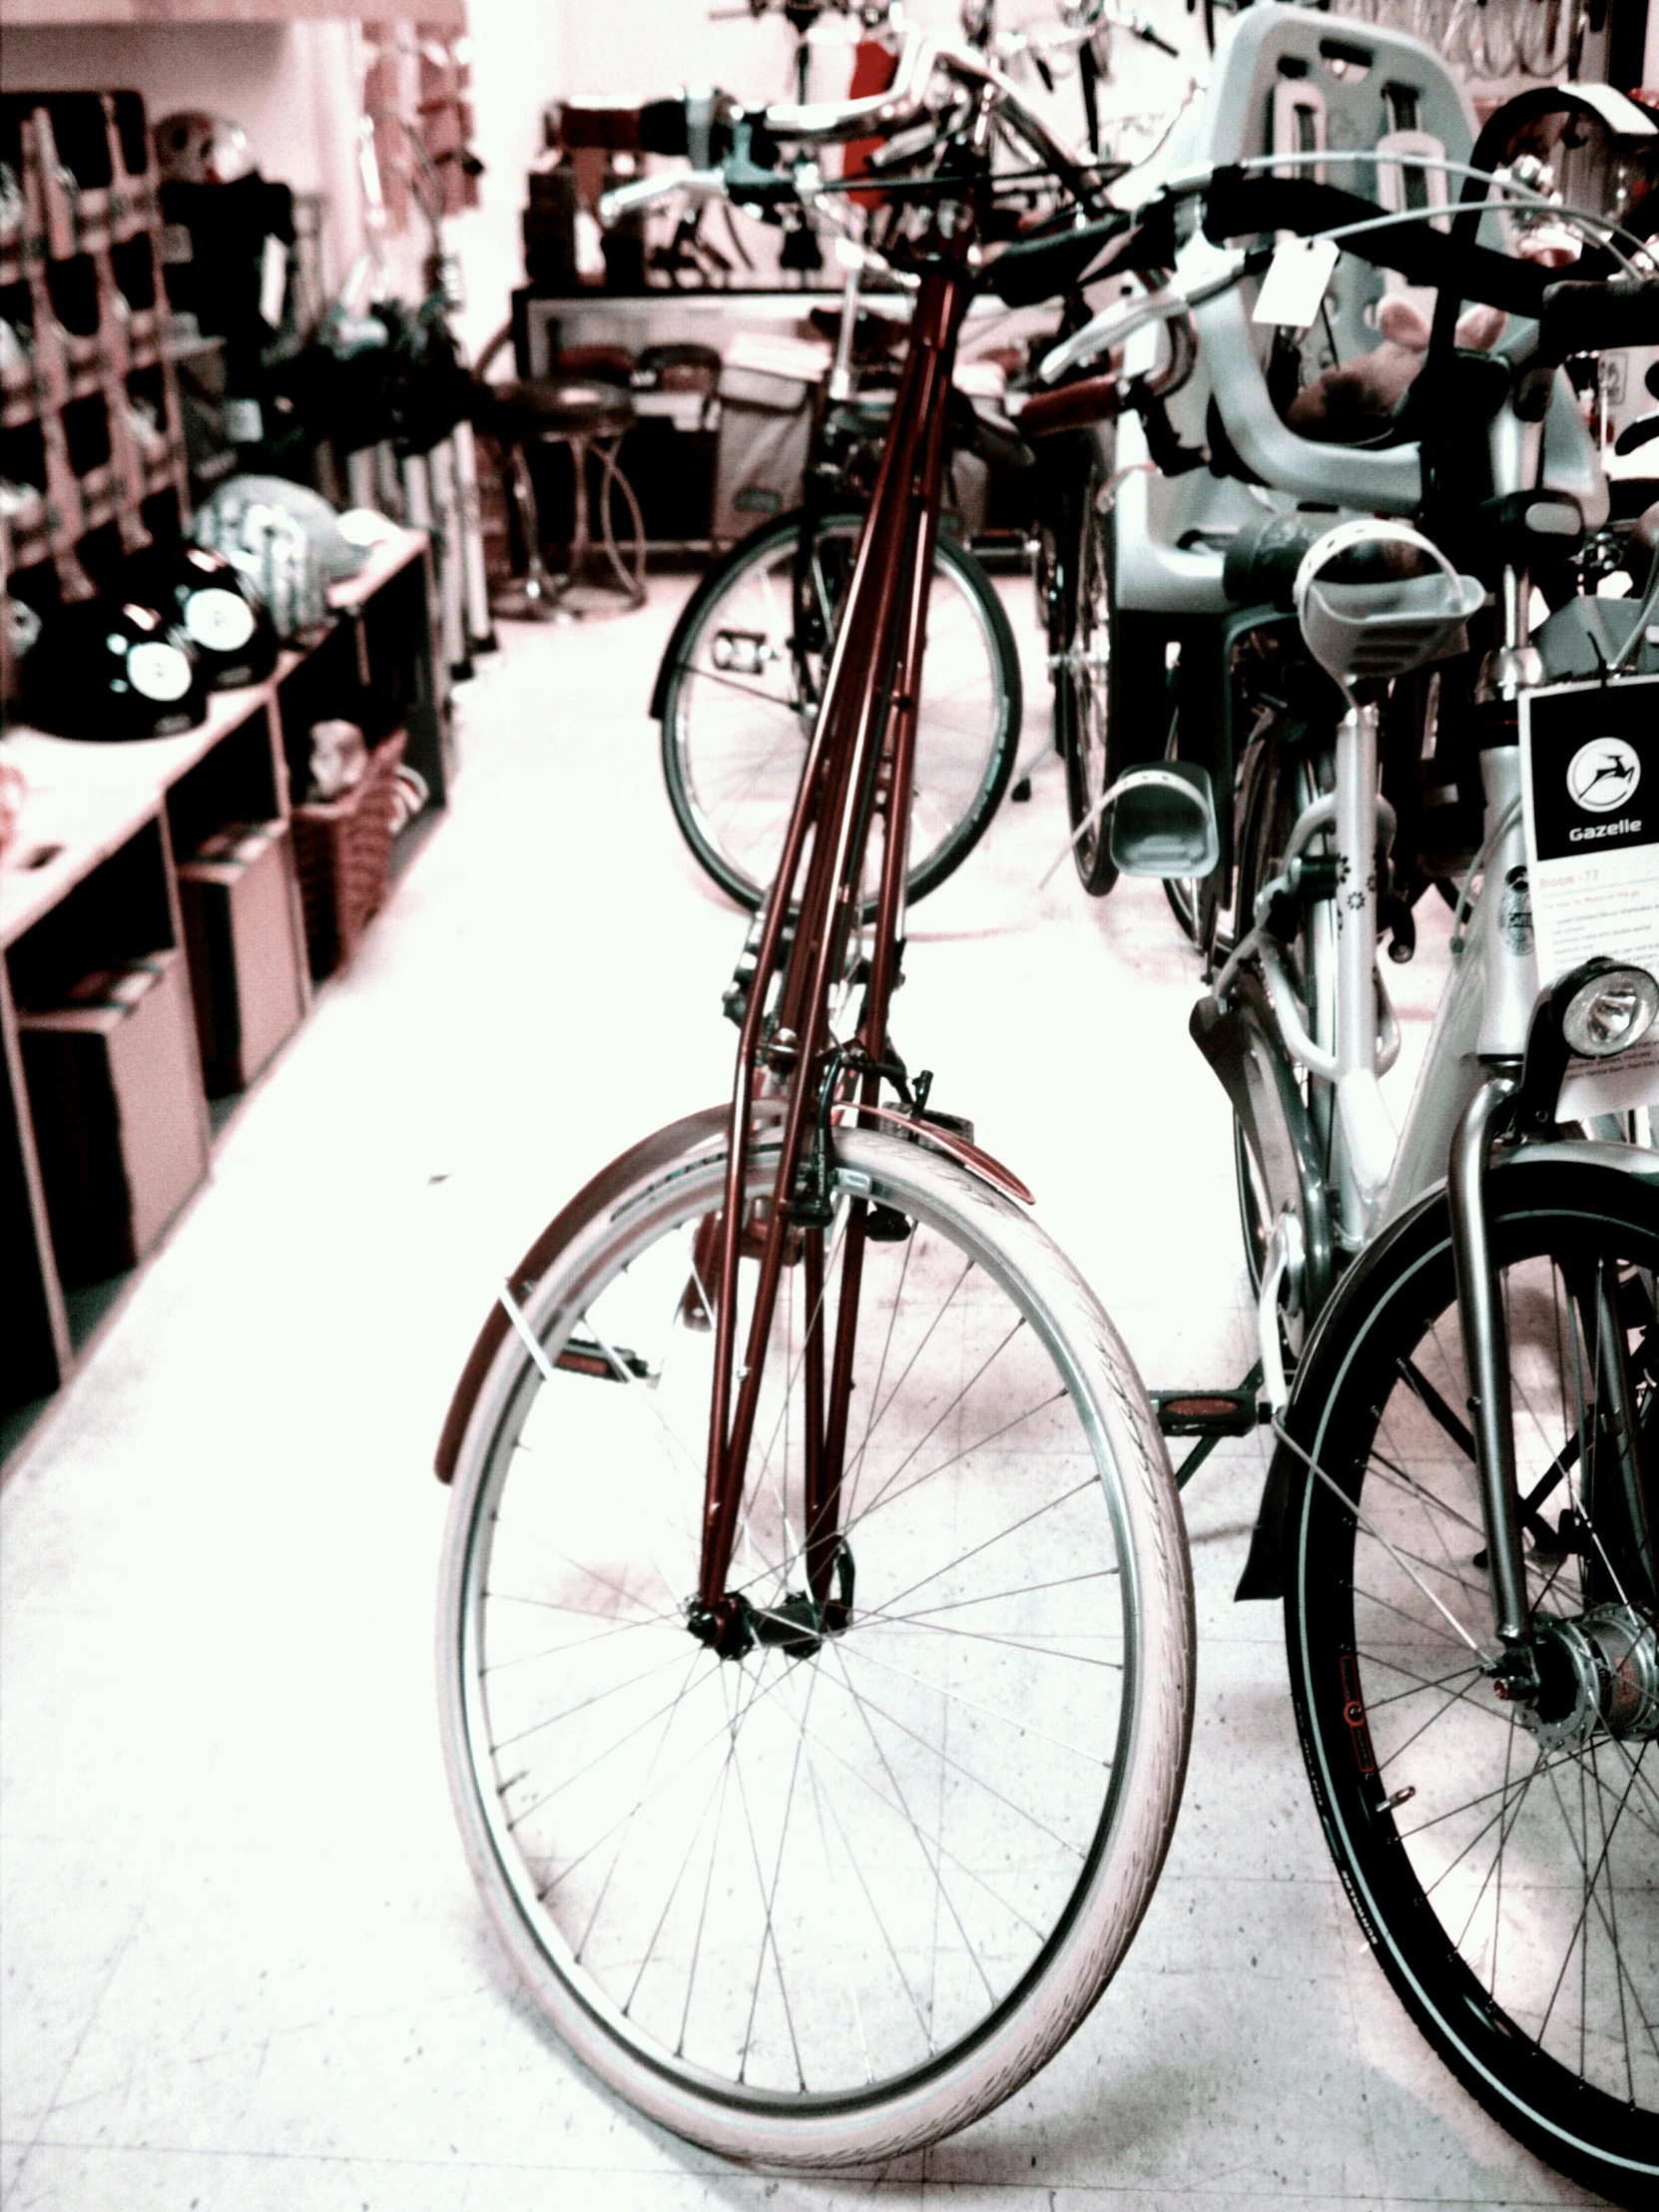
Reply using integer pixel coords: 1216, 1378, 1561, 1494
450, 1145, 1142, 2113
1065, 504, 1113, 883
1298, 1209, 1659, 2156
668, 523, 1010, 909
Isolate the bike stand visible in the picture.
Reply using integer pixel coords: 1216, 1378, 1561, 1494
1151, 1362, 1266, 1488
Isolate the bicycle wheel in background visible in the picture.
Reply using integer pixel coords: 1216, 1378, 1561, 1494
658, 510, 1021, 911
1283, 1160, 1659, 2209
1052, 431, 1163, 897
437, 1113, 1193, 2168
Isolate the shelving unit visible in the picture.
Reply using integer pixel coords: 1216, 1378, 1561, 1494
0, 87, 190, 597
0, 521, 444, 1474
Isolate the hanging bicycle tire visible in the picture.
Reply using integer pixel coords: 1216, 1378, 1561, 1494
1281, 1154, 1659, 2208
657, 509, 1020, 913
436, 1108, 1193, 2168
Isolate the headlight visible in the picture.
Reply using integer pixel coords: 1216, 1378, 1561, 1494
1560, 964, 1659, 1058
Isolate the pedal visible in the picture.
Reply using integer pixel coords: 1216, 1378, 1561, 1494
556, 1337, 657, 1383
1151, 1388, 1262, 1437
864, 1204, 912, 1242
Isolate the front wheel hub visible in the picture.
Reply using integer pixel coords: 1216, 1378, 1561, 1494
1518, 1605, 1659, 1751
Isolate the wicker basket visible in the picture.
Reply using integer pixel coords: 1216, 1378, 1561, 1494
290, 728, 407, 979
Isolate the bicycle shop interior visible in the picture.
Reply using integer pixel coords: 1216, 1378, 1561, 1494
3, 2, 1659, 2208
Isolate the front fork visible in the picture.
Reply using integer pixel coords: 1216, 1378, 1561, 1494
1447, 1069, 1535, 1672
695, 265, 964, 1641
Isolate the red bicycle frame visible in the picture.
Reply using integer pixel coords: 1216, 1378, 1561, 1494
696, 242, 974, 1638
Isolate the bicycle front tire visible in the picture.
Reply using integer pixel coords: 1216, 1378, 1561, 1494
436, 1112, 1192, 2167
1283, 1156, 1659, 2208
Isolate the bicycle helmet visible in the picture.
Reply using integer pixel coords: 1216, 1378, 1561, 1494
194, 475, 366, 584
19, 594, 207, 743
116, 543, 276, 691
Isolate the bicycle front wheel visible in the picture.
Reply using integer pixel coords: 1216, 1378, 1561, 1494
437, 1114, 1192, 2167
1283, 1157, 1659, 2207
658, 510, 1020, 911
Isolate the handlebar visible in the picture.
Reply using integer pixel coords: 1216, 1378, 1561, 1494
760, 27, 944, 145
1535, 278, 1659, 367
598, 26, 1097, 232
600, 169, 727, 224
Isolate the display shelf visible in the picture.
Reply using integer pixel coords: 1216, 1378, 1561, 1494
2, 805, 208, 1423
0, 781, 162, 951
1, 676, 286, 805
0, 521, 445, 1474
328, 523, 426, 614
0, 87, 189, 596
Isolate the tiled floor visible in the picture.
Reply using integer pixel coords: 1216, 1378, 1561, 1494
0, 583, 1607, 2208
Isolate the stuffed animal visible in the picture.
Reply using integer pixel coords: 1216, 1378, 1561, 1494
1286, 293, 1505, 442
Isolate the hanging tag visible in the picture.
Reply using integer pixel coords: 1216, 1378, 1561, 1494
1252, 236, 1340, 328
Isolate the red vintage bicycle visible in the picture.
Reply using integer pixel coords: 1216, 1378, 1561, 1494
432, 31, 1193, 2167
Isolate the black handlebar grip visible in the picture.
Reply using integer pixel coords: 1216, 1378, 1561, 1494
990, 213, 1130, 308
1222, 513, 1330, 610
1536, 279, 1659, 367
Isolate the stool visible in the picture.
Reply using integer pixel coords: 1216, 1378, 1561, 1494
482, 376, 646, 619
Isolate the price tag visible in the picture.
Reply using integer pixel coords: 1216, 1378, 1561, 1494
1251, 236, 1340, 329
1519, 675, 1659, 1117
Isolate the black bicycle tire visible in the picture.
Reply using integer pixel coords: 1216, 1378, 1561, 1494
1053, 445, 1121, 897
1282, 1158, 1659, 2209
657, 509, 1021, 913
1160, 696, 1221, 954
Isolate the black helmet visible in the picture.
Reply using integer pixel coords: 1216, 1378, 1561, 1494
118, 543, 276, 690
19, 595, 207, 743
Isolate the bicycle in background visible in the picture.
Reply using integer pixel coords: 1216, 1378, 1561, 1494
1027, 11, 1659, 2198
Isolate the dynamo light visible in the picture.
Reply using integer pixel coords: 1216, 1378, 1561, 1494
1561, 964, 1659, 1059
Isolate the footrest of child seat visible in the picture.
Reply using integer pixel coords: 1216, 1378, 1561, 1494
1107, 760, 1220, 879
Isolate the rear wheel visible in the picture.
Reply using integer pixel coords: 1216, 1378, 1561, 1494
659, 511, 1020, 912
437, 1117, 1193, 2167
1284, 1162, 1659, 2208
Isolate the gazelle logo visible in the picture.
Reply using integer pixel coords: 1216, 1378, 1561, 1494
1567, 737, 1642, 814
